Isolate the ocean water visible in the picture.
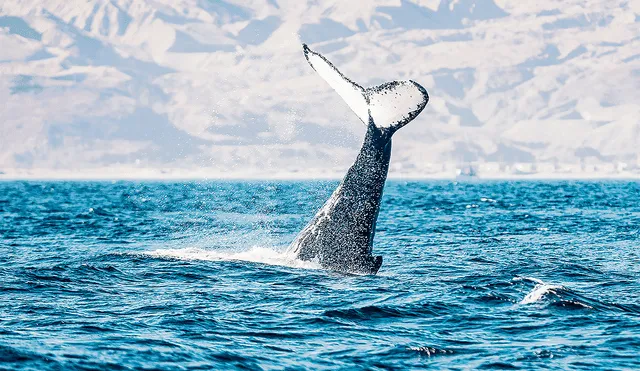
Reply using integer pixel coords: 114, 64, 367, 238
1, 180, 639, 370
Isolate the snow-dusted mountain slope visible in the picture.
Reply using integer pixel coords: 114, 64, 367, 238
0, 0, 638, 177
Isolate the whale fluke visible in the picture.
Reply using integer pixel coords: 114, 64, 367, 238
302, 44, 429, 133
289, 44, 430, 275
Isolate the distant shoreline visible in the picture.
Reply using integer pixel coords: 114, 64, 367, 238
1, 170, 639, 181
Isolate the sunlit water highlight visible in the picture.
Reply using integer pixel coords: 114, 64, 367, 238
1, 180, 639, 369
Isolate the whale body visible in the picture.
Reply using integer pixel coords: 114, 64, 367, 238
287, 44, 429, 275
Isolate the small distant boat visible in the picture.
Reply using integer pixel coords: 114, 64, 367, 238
456, 164, 478, 181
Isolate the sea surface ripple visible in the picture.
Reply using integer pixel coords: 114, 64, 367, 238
1, 180, 639, 370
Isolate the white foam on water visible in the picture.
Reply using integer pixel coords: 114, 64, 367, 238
513, 276, 545, 285
408, 346, 453, 356
514, 277, 563, 304
146, 246, 321, 270
520, 284, 563, 304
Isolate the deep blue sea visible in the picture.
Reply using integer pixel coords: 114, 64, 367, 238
1, 180, 639, 370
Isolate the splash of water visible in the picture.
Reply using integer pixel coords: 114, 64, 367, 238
515, 277, 563, 304
146, 246, 321, 270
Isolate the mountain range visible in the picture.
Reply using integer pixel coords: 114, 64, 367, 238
1, 0, 638, 178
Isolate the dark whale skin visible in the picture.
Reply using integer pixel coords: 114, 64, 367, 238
288, 124, 393, 275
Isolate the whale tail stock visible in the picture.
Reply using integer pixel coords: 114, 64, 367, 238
302, 44, 429, 135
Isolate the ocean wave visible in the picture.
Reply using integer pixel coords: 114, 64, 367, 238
408, 346, 454, 356
145, 246, 321, 270
514, 277, 595, 309
324, 305, 412, 320
0, 344, 55, 364
520, 283, 564, 305
323, 302, 452, 320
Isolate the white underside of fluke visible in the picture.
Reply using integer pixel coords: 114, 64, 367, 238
303, 44, 429, 131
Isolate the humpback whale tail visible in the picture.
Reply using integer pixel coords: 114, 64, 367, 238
291, 44, 429, 275
303, 44, 429, 134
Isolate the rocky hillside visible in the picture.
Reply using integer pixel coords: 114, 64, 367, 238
0, 0, 638, 177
